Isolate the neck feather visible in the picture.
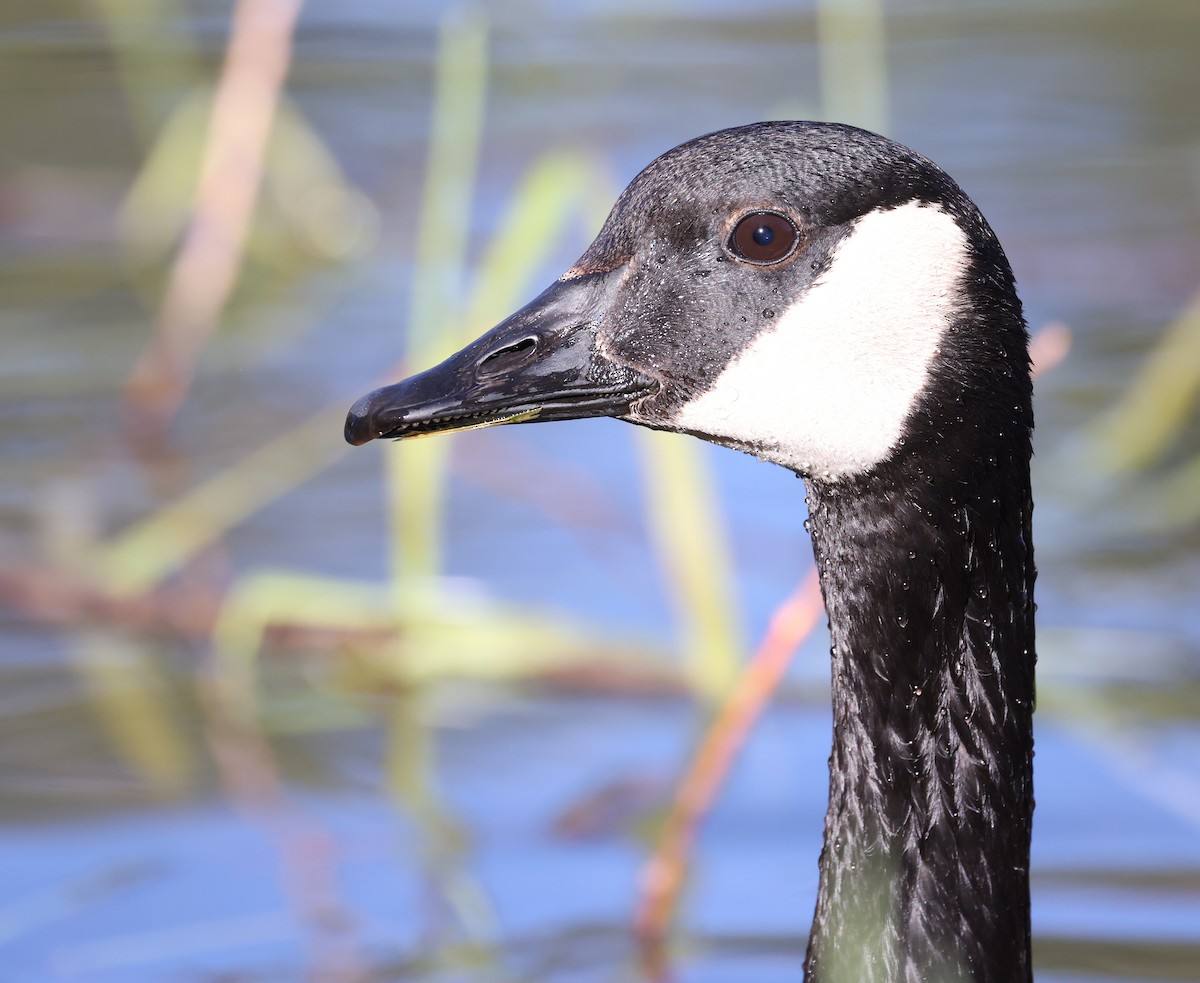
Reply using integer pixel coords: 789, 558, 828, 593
801, 428, 1036, 983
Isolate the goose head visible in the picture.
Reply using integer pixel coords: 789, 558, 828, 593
345, 121, 1028, 485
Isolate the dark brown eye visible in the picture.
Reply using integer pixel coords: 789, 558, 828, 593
729, 211, 799, 265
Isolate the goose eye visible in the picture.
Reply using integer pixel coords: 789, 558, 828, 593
729, 211, 799, 265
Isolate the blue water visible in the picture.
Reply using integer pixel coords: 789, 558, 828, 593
4, 703, 1198, 980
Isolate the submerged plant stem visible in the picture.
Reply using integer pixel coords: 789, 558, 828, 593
122, 0, 303, 441
636, 569, 824, 957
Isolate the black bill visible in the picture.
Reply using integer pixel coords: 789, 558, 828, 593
344, 275, 657, 446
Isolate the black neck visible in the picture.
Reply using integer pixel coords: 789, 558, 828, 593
801, 427, 1036, 983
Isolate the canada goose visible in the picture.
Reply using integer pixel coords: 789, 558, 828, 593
345, 121, 1036, 983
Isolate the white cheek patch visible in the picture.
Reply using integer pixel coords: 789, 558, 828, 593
669, 200, 968, 479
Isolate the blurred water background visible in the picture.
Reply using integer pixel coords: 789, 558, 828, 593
2, 0, 1200, 980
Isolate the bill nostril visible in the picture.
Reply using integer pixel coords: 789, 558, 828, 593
479, 335, 538, 374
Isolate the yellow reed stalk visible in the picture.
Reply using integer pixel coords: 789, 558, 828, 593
636, 432, 743, 704
1091, 287, 1200, 472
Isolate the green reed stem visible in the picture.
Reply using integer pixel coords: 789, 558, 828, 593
816, 0, 889, 134
387, 7, 490, 592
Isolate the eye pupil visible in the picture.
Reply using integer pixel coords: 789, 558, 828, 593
729, 211, 799, 264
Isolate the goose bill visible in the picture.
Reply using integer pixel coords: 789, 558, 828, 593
344, 277, 656, 446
